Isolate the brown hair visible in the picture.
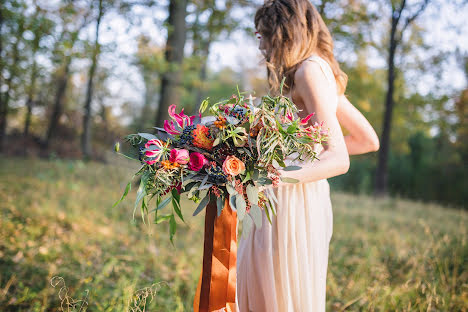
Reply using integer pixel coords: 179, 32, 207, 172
255, 0, 347, 94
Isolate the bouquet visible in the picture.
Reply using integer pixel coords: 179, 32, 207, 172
114, 84, 328, 241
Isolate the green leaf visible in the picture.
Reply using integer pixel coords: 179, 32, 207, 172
171, 189, 184, 222
113, 181, 131, 208
257, 177, 273, 185
229, 194, 237, 211
242, 215, 254, 238
183, 181, 198, 193
198, 183, 213, 190
133, 179, 146, 220
242, 171, 251, 183
250, 204, 262, 228
246, 184, 259, 205
236, 195, 246, 221
138, 132, 158, 141
151, 196, 171, 212
252, 169, 260, 181
169, 214, 176, 244
286, 124, 297, 134
216, 196, 224, 217
226, 184, 236, 195
283, 165, 302, 171
155, 214, 172, 224
193, 193, 210, 216
276, 158, 286, 168
264, 203, 272, 224
280, 177, 300, 183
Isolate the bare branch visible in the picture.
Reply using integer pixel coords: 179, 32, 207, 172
400, 0, 430, 34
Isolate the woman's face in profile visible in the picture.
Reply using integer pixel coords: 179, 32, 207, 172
256, 31, 268, 55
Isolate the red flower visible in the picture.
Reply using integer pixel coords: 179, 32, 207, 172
163, 104, 201, 135
188, 152, 208, 171
192, 124, 214, 150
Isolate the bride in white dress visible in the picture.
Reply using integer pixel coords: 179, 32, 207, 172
236, 1, 380, 311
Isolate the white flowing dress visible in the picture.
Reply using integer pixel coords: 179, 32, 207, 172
236, 55, 337, 312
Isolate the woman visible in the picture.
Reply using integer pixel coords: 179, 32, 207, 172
236, 1, 380, 311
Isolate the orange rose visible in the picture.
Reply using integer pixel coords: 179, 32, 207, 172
222, 155, 245, 176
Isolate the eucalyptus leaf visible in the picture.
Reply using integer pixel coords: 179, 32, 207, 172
242, 215, 254, 239
138, 133, 158, 141
216, 196, 224, 217
252, 169, 260, 181
246, 184, 259, 205
225, 116, 240, 125
229, 194, 237, 211
155, 214, 172, 224
257, 177, 273, 185
236, 195, 246, 221
280, 177, 300, 183
199, 174, 209, 188
283, 165, 302, 171
198, 183, 213, 190
226, 184, 236, 195
264, 203, 272, 224
169, 214, 176, 244
113, 181, 131, 208
193, 193, 210, 216
133, 180, 146, 220
171, 190, 184, 222
150, 196, 171, 212
183, 181, 199, 193
250, 204, 262, 228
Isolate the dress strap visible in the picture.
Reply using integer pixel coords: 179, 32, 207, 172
305, 55, 337, 89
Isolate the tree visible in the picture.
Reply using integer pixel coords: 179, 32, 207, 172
154, 0, 188, 127
23, 5, 53, 137
0, 1, 26, 152
44, 3, 89, 149
81, 0, 104, 159
374, 0, 430, 196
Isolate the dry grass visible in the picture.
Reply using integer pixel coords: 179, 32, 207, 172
0, 156, 466, 311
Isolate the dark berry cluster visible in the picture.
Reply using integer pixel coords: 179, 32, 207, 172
207, 164, 228, 184
179, 124, 196, 145
229, 107, 247, 120
212, 143, 236, 161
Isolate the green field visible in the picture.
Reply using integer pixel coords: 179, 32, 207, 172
0, 157, 466, 311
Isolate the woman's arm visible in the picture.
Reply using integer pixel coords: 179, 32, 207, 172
278, 61, 350, 184
337, 95, 380, 155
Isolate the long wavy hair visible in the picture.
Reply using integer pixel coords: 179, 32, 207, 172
255, 0, 347, 95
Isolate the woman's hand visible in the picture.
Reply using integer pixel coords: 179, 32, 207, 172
336, 95, 380, 155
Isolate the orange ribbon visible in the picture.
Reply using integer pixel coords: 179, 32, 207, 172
194, 197, 237, 312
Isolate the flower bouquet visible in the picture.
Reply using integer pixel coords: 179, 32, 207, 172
114, 85, 329, 241
114, 82, 328, 312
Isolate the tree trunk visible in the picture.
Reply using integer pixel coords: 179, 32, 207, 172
0, 18, 24, 152
45, 60, 71, 147
24, 45, 40, 137
81, 0, 104, 159
375, 15, 399, 196
155, 0, 188, 127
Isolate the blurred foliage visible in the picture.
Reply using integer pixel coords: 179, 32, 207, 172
0, 0, 467, 202
0, 157, 466, 310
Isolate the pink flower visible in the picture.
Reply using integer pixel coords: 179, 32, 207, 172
300, 112, 315, 125
188, 152, 208, 171
169, 148, 189, 164
163, 104, 201, 135
222, 155, 245, 176
144, 139, 165, 164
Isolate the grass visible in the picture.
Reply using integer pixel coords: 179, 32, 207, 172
0, 156, 466, 311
